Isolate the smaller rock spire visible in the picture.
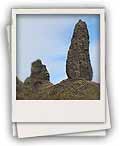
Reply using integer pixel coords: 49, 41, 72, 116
31, 59, 50, 81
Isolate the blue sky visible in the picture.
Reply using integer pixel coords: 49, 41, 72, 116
16, 14, 100, 84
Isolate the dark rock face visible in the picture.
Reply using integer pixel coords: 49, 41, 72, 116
66, 20, 93, 80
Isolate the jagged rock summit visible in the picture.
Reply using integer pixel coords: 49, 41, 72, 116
24, 59, 50, 85
66, 20, 93, 80
24, 59, 52, 89
31, 59, 50, 81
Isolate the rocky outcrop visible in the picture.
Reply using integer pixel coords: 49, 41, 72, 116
66, 20, 93, 80
17, 78, 100, 100
16, 60, 53, 100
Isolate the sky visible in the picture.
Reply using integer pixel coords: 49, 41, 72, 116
16, 14, 100, 84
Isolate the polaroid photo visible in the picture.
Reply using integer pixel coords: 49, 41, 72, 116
6, 23, 109, 138
11, 8, 105, 122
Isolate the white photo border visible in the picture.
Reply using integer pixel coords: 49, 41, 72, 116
12, 8, 105, 122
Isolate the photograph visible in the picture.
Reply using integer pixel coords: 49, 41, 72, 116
12, 9, 105, 122
16, 14, 100, 100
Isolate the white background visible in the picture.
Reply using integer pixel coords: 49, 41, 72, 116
0, 0, 117, 145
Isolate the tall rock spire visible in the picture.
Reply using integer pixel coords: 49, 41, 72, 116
66, 20, 93, 80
